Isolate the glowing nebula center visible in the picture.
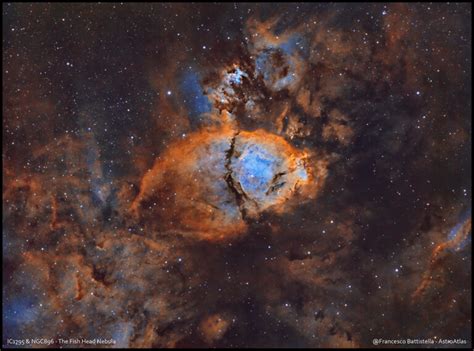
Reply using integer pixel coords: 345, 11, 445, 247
132, 126, 324, 241
235, 144, 279, 194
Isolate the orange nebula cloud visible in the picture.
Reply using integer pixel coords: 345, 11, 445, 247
199, 313, 231, 344
413, 217, 472, 300
131, 124, 326, 242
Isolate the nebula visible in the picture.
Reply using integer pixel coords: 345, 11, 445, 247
2, 2, 472, 349
131, 124, 325, 241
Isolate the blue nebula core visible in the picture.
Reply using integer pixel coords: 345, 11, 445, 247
233, 143, 283, 200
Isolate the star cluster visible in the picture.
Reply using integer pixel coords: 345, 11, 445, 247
2, 3, 472, 348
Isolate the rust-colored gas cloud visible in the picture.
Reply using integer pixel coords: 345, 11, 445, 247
131, 122, 327, 241
3, 3, 471, 349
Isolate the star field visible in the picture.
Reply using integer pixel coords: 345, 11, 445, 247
2, 2, 472, 349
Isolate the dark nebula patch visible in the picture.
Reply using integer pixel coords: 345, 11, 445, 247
2, 2, 472, 349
